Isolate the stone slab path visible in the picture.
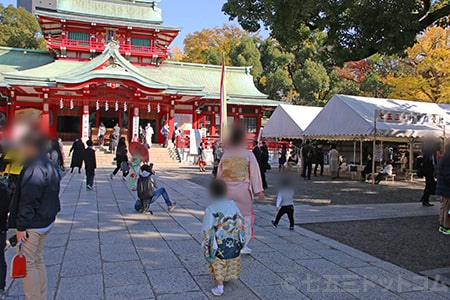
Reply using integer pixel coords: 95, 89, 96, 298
4, 168, 448, 299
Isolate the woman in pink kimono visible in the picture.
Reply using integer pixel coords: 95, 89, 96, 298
218, 128, 265, 254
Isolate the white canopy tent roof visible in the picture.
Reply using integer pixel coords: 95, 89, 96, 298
303, 94, 447, 142
261, 104, 322, 138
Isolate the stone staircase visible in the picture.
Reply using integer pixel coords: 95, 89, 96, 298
62, 144, 181, 168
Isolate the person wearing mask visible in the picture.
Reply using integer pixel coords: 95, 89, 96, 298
9, 131, 61, 300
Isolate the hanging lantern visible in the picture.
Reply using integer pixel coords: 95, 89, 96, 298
96, 100, 100, 111
115, 101, 119, 111
147, 103, 151, 113
124, 102, 127, 112
59, 98, 64, 109
70, 99, 74, 110
157, 103, 160, 113
105, 102, 109, 111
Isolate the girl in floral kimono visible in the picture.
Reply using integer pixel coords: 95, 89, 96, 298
202, 180, 245, 297
217, 127, 264, 255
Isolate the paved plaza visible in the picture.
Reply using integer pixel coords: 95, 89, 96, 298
4, 168, 449, 299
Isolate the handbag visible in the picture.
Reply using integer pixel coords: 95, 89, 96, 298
11, 243, 26, 278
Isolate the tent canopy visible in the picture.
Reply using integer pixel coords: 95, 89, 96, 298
262, 104, 322, 138
303, 94, 447, 142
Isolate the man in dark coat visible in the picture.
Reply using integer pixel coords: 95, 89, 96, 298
314, 144, 324, 177
301, 140, 313, 180
421, 146, 437, 206
83, 139, 97, 190
9, 131, 60, 300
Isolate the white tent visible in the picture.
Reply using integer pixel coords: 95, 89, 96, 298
303, 94, 447, 142
262, 104, 322, 138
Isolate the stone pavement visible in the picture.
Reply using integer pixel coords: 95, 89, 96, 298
4, 168, 449, 299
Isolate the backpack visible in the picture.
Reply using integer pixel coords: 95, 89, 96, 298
137, 176, 155, 200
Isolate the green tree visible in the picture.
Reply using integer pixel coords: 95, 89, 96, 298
293, 59, 330, 104
222, 0, 450, 63
229, 36, 262, 77
0, 5, 46, 50
263, 68, 293, 100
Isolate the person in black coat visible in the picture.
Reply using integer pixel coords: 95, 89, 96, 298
69, 138, 85, 173
436, 143, 450, 234
420, 145, 437, 206
301, 140, 313, 180
252, 140, 268, 189
8, 131, 60, 300
83, 139, 97, 190
110, 137, 129, 179
314, 144, 324, 176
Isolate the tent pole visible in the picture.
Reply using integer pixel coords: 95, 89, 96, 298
409, 139, 414, 174
372, 111, 377, 184
353, 140, 356, 164
360, 138, 363, 169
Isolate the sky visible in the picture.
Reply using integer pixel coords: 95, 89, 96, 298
0, 0, 265, 49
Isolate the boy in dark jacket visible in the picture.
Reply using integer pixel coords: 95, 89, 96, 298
84, 139, 97, 191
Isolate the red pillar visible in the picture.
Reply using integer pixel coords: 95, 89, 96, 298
42, 100, 50, 136
168, 108, 175, 145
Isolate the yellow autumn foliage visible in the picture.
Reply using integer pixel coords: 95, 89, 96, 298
384, 27, 450, 103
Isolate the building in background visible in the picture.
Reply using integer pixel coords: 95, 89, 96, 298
1, 0, 278, 144
17, 0, 57, 12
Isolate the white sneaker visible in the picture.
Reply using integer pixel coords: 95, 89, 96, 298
241, 246, 252, 254
211, 287, 223, 297
168, 202, 177, 211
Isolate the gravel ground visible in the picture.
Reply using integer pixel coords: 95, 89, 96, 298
302, 216, 450, 273
165, 165, 427, 206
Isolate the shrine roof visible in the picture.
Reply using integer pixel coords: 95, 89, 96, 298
0, 46, 275, 105
54, 0, 164, 25
0, 47, 54, 86
35, 9, 180, 32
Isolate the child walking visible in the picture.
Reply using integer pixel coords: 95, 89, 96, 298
84, 139, 97, 191
271, 177, 295, 230
202, 180, 245, 297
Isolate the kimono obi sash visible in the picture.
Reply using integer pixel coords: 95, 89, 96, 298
221, 156, 250, 182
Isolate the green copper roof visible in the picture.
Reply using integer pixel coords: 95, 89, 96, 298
57, 0, 163, 24
0, 47, 54, 86
139, 61, 267, 99
0, 47, 276, 106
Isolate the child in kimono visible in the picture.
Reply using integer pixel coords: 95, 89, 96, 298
202, 180, 245, 297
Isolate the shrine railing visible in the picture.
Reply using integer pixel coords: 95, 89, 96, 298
47, 38, 170, 59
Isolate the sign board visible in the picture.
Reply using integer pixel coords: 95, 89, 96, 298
376, 110, 444, 126
81, 113, 90, 141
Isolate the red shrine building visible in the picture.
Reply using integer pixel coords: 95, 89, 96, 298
0, 0, 278, 143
